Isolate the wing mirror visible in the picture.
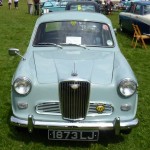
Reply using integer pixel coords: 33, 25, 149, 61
8, 48, 26, 60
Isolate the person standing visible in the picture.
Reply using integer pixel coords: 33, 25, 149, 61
27, 0, 34, 14
8, 0, 12, 10
105, 0, 111, 15
34, 0, 40, 15
14, 0, 19, 9
0, 0, 3, 6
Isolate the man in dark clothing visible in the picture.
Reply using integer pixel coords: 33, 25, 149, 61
34, 0, 40, 15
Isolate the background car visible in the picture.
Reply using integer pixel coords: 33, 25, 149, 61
65, 1, 101, 13
9, 11, 138, 141
40, 0, 49, 6
41, 0, 72, 13
119, 1, 150, 34
118, 0, 141, 10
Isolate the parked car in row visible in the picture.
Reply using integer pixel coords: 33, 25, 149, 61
41, 0, 101, 14
40, 0, 49, 6
118, 0, 141, 10
9, 11, 138, 141
41, 0, 72, 13
65, 1, 101, 13
119, 1, 150, 34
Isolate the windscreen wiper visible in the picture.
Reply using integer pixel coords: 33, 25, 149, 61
60, 43, 87, 49
38, 43, 62, 49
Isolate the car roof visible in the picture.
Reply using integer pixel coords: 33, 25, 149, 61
66, 1, 99, 5
65, 1, 100, 12
37, 11, 111, 24
132, 1, 150, 5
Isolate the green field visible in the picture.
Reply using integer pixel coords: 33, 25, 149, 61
0, 1, 150, 149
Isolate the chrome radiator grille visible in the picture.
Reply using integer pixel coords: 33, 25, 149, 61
59, 81, 90, 121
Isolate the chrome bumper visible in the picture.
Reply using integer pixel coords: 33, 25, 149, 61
10, 115, 138, 135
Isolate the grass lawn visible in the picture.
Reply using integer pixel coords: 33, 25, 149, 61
0, 1, 150, 150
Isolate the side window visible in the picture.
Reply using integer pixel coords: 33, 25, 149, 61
143, 5, 150, 15
134, 4, 141, 14
33, 23, 45, 44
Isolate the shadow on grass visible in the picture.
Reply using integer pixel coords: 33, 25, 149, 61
7, 111, 125, 148
116, 28, 150, 50
8, 127, 125, 148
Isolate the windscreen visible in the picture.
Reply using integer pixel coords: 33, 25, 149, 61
70, 4, 96, 12
33, 21, 114, 47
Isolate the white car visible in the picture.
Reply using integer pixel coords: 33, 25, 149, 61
119, 1, 150, 34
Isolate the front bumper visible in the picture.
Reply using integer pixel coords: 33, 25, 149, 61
11, 115, 138, 135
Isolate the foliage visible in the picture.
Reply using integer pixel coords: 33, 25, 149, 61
0, 1, 150, 149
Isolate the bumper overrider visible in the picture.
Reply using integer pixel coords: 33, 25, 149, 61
11, 115, 138, 135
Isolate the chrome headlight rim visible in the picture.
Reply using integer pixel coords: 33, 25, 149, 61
13, 77, 32, 95
118, 78, 137, 98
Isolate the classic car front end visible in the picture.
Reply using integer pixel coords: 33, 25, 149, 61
9, 12, 138, 141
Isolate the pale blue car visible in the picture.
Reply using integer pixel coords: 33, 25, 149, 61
9, 11, 138, 141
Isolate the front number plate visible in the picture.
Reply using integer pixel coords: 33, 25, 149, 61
48, 130, 99, 141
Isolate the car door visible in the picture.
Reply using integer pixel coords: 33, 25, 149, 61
130, 4, 142, 28
120, 3, 135, 31
125, 3, 138, 32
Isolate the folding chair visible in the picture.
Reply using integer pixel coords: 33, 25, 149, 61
131, 24, 150, 49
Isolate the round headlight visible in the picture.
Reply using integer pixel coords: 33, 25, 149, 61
13, 77, 32, 95
118, 79, 137, 97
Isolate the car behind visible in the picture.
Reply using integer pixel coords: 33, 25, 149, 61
119, 1, 150, 34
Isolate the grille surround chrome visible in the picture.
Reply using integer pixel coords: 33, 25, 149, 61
36, 102, 60, 115
59, 80, 90, 121
36, 102, 113, 117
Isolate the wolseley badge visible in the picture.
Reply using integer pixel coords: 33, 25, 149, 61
96, 104, 105, 113
70, 83, 80, 90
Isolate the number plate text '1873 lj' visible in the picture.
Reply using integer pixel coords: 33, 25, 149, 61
48, 130, 99, 141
